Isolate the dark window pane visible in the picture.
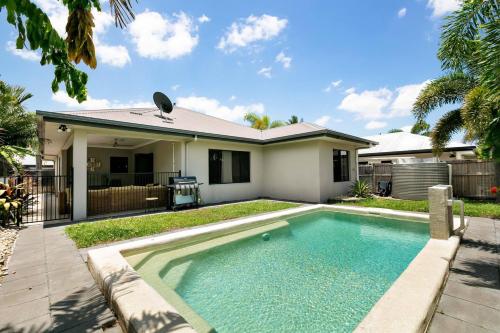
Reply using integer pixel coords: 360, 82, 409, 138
333, 149, 349, 182
209, 149, 250, 184
232, 151, 250, 183
110, 157, 128, 173
209, 150, 222, 184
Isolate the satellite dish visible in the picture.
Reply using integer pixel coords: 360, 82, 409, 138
153, 92, 174, 119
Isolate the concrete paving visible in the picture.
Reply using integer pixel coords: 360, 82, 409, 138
0, 224, 120, 333
429, 217, 500, 333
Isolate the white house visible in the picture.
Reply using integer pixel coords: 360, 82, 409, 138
358, 132, 476, 165
37, 107, 375, 220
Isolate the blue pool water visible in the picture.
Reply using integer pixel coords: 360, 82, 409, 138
156, 211, 429, 332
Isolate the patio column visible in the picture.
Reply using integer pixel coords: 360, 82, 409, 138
73, 129, 87, 220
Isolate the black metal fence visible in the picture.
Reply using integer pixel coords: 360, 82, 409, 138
87, 171, 181, 216
5, 174, 73, 223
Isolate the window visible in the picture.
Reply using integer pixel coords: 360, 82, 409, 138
209, 149, 250, 184
333, 150, 350, 182
110, 157, 128, 173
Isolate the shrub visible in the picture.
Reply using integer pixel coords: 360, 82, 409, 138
0, 182, 29, 227
351, 180, 372, 198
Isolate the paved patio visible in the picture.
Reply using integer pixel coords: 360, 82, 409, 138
429, 217, 500, 332
0, 224, 120, 333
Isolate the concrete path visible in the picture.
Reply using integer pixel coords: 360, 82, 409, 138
0, 224, 120, 333
429, 217, 500, 333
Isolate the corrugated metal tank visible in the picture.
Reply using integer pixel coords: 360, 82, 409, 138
392, 163, 449, 200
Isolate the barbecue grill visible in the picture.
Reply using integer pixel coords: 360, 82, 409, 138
167, 176, 202, 210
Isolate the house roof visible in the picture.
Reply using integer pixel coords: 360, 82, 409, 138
359, 132, 475, 156
37, 107, 376, 146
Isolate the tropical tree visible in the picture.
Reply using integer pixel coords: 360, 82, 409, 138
0, 80, 37, 175
411, 120, 431, 136
244, 113, 285, 130
413, 0, 499, 201
387, 128, 403, 133
0, 0, 136, 102
287, 115, 303, 124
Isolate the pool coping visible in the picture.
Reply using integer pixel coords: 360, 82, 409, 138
87, 204, 462, 333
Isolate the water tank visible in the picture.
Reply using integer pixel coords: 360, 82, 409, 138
392, 163, 449, 200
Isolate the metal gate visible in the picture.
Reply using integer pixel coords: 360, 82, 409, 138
8, 174, 73, 223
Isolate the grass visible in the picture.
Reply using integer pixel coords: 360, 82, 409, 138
65, 200, 300, 248
335, 197, 500, 219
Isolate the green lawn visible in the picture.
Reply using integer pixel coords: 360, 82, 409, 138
335, 197, 500, 219
66, 200, 300, 248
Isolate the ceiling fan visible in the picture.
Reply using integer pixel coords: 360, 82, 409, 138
112, 138, 134, 148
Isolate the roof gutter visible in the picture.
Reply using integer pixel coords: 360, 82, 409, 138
36, 110, 376, 146
359, 146, 476, 157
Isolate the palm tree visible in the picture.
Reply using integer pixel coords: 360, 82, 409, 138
287, 115, 302, 124
244, 113, 285, 130
0, 80, 36, 175
387, 129, 403, 133
413, 0, 499, 201
411, 120, 431, 136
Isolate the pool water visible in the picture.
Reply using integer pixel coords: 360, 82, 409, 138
133, 211, 429, 332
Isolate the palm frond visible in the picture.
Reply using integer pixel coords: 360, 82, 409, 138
270, 120, 285, 128
109, 0, 136, 28
438, 0, 499, 72
430, 109, 464, 155
461, 86, 495, 142
412, 73, 475, 120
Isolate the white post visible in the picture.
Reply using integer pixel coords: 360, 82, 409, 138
72, 129, 87, 220
428, 185, 453, 239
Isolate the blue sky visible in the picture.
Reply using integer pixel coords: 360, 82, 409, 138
0, 0, 462, 138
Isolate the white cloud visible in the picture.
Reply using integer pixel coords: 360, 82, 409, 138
365, 121, 388, 130
275, 51, 292, 69
338, 88, 393, 119
92, 10, 131, 67
257, 67, 272, 78
129, 11, 199, 60
171, 84, 181, 91
176, 96, 264, 122
52, 91, 154, 110
198, 14, 211, 23
229, 95, 237, 101
6, 41, 40, 61
323, 80, 342, 93
344, 87, 356, 94
314, 116, 330, 126
427, 0, 460, 17
389, 80, 430, 117
401, 125, 413, 132
95, 44, 131, 67
217, 14, 288, 53
398, 8, 407, 18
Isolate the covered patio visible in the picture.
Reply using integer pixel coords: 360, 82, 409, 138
39, 120, 186, 220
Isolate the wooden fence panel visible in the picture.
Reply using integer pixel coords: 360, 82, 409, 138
448, 160, 495, 199
359, 160, 495, 199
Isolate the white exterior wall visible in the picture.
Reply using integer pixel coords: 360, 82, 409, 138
185, 140, 264, 204
318, 141, 357, 202
262, 141, 321, 202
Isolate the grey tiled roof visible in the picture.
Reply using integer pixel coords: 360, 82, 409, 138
37, 107, 374, 145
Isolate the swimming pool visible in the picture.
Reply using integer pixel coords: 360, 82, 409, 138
126, 210, 429, 332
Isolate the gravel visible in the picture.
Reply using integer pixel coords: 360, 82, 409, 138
0, 226, 19, 281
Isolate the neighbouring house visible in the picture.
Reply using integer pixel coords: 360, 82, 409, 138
37, 107, 375, 220
358, 132, 476, 165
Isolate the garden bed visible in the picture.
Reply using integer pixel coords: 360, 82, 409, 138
0, 226, 18, 282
